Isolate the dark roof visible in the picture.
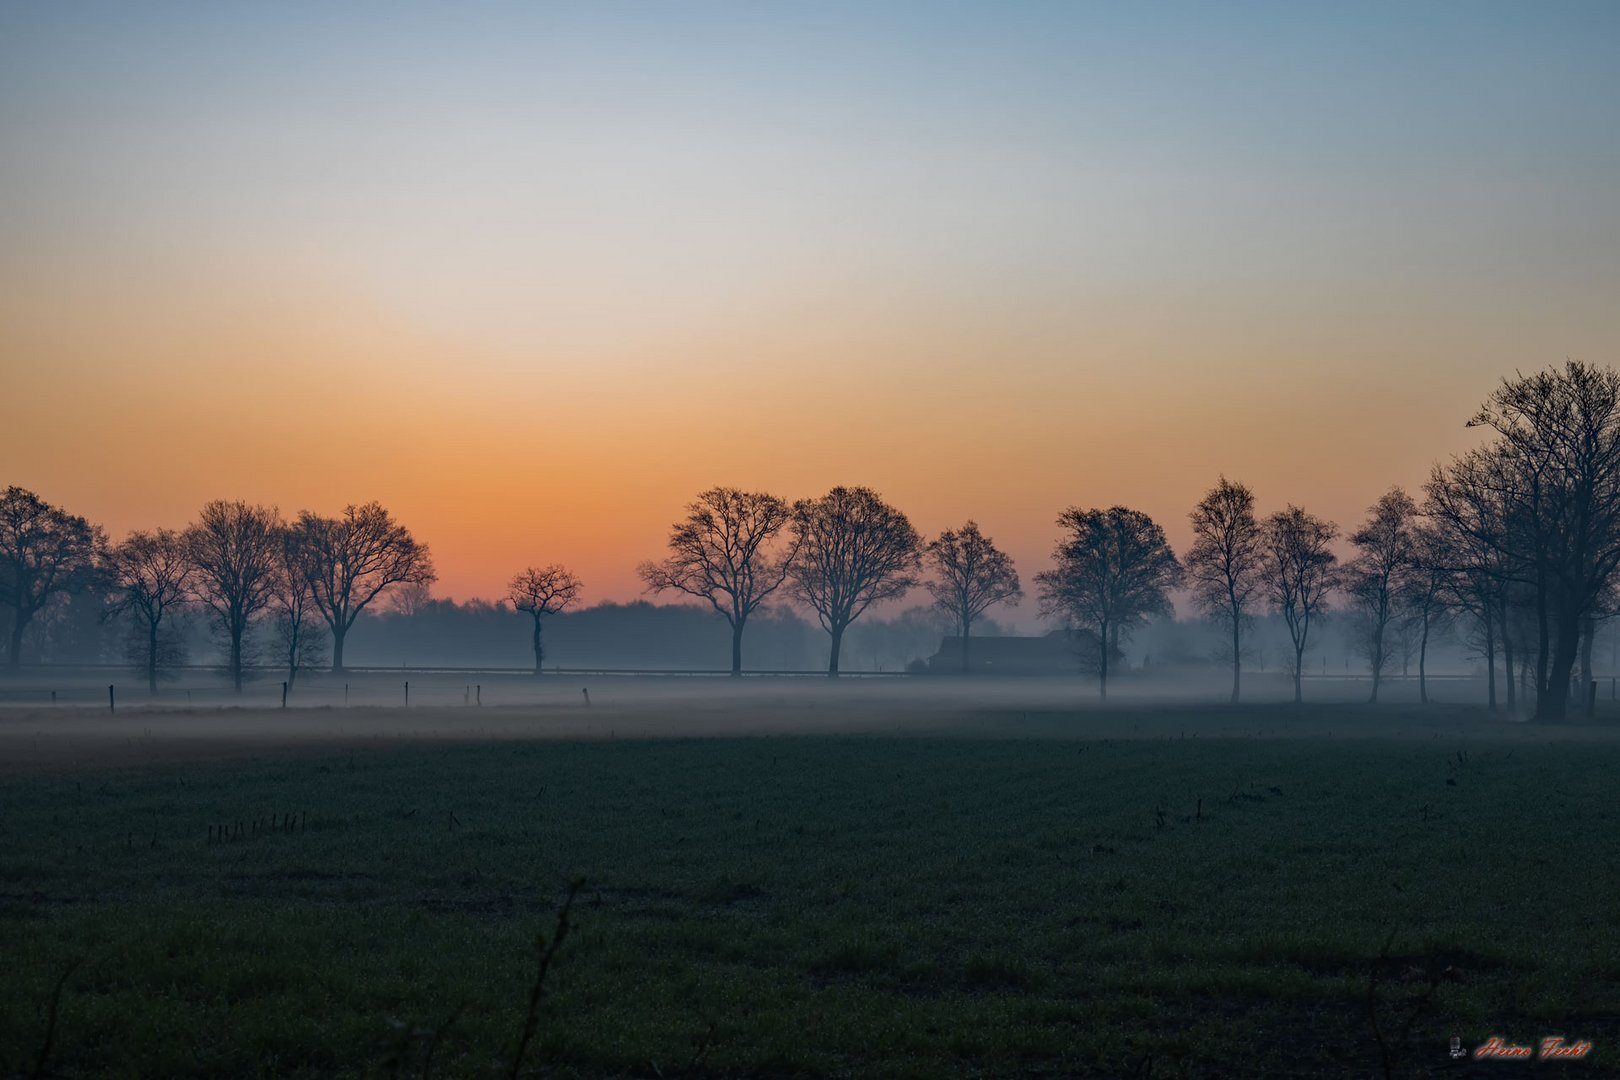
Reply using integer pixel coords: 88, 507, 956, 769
925, 631, 1084, 674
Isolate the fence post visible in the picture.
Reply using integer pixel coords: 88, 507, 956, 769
282, 681, 288, 709
344, 683, 349, 706
404, 681, 410, 707
108, 684, 115, 713
464, 685, 469, 706
476, 684, 481, 706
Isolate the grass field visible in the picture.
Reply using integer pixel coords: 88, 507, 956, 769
2, 692, 1618, 1077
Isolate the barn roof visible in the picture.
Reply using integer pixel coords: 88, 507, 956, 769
925, 631, 1087, 673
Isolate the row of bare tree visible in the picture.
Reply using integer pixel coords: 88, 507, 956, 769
638, 487, 1021, 677
629, 482, 1427, 701
7, 362, 1617, 717
0, 480, 1015, 684
630, 362, 1620, 719
1183, 361, 1620, 721
0, 498, 434, 691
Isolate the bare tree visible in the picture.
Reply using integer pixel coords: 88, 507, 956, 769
638, 488, 798, 675
27, 587, 108, 665
106, 529, 193, 693
1035, 506, 1181, 700
292, 502, 436, 672
1345, 487, 1419, 703
1577, 584, 1620, 716
1185, 477, 1264, 702
0, 487, 101, 666
269, 527, 326, 688
789, 487, 923, 676
1426, 446, 1523, 711
1401, 523, 1453, 704
1262, 506, 1340, 704
384, 581, 434, 617
1467, 361, 1620, 721
507, 565, 584, 675
924, 521, 1023, 673
184, 500, 282, 692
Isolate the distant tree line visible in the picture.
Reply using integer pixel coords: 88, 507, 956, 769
1175, 360, 1620, 721
0, 498, 434, 691
5, 362, 1620, 720
333, 600, 978, 673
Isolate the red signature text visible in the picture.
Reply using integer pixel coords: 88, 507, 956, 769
1539, 1036, 1592, 1059
1472, 1035, 1593, 1061
1475, 1037, 1532, 1059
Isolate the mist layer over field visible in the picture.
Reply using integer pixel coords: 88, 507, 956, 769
0, 673, 1572, 776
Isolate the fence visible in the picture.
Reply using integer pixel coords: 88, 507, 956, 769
0, 664, 912, 710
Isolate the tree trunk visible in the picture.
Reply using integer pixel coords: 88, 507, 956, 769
1369, 631, 1383, 704
231, 627, 244, 693
1418, 616, 1430, 704
1098, 621, 1109, 701
1581, 615, 1596, 718
1293, 644, 1304, 704
730, 618, 744, 676
1499, 600, 1516, 711
1230, 613, 1241, 704
7, 613, 25, 667
960, 616, 971, 674
1537, 613, 1579, 722
1534, 568, 1550, 698
286, 620, 301, 688
1484, 612, 1497, 712
827, 623, 844, 677
331, 626, 346, 674
532, 616, 544, 676
147, 620, 158, 695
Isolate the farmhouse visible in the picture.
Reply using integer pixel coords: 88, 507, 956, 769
924, 630, 1093, 675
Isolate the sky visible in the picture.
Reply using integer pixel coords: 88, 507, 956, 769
3, 1, 1618, 625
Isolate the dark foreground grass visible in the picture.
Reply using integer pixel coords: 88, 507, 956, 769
3, 714, 1620, 1077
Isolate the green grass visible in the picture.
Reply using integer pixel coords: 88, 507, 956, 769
3, 713, 1619, 1077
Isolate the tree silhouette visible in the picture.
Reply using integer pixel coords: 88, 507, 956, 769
1345, 487, 1419, 703
789, 487, 922, 676
923, 521, 1022, 673
385, 581, 434, 616
1262, 506, 1340, 704
106, 529, 193, 693
1425, 446, 1523, 711
1465, 361, 1620, 721
1185, 477, 1263, 703
507, 565, 584, 675
292, 502, 436, 673
269, 527, 326, 688
185, 500, 282, 692
0, 487, 101, 667
1036, 507, 1181, 699
1401, 522, 1453, 705
638, 488, 798, 675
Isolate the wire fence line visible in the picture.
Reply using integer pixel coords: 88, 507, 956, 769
0, 662, 907, 678
0, 669, 1584, 713
0, 665, 920, 710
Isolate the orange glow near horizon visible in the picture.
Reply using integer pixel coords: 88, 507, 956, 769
1, 255, 1567, 623
5, 6, 1617, 625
